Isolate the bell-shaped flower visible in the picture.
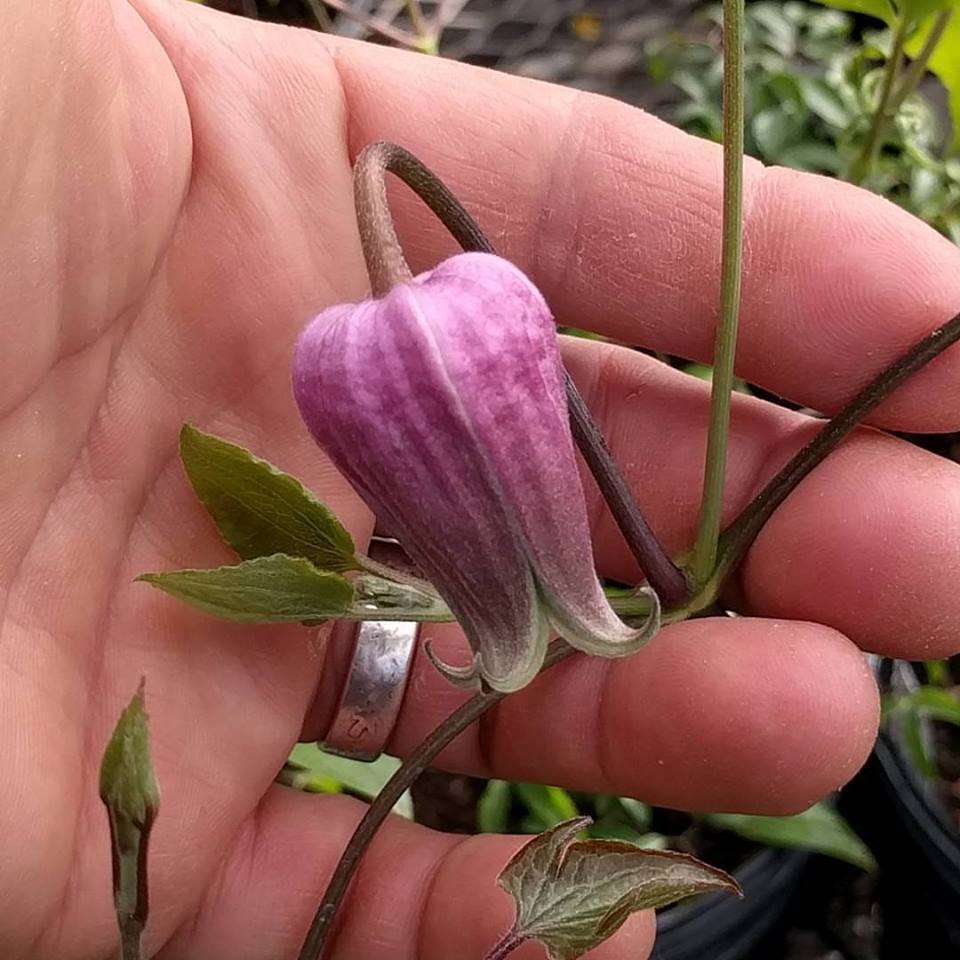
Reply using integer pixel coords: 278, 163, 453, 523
292, 252, 659, 693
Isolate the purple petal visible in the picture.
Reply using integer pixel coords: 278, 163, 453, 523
293, 252, 656, 692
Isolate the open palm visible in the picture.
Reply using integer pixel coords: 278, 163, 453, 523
4, 2, 960, 958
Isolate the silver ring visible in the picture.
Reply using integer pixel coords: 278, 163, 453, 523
321, 620, 419, 761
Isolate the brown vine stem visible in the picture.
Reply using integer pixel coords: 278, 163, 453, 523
352, 141, 688, 604
482, 929, 528, 960
702, 309, 960, 608
297, 644, 575, 960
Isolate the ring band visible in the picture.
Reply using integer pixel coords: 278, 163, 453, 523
321, 620, 419, 761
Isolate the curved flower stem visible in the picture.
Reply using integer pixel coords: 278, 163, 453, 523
352, 141, 687, 603
887, 9, 952, 118
691, 0, 745, 588
850, 16, 909, 186
297, 643, 575, 960
693, 310, 960, 612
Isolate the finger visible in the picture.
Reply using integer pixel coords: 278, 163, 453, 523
325, 37, 960, 431
156, 790, 655, 960
385, 617, 878, 815
562, 337, 960, 660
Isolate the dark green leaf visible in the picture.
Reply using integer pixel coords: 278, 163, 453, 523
705, 802, 876, 872
179, 423, 357, 571
498, 818, 740, 960
138, 554, 353, 623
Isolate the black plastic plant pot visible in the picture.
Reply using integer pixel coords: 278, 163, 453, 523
651, 847, 810, 960
840, 731, 960, 957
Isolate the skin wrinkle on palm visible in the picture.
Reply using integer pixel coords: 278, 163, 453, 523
1, 0, 960, 958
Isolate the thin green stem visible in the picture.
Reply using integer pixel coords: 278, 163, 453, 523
887, 9, 952, 118
691, 0, 745, 587
850, 16, 909, 186
297, 643, 575, 959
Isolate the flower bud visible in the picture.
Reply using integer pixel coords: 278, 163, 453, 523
293, 252, 658, 692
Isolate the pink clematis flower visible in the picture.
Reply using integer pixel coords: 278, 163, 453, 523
293, 252, 659, 693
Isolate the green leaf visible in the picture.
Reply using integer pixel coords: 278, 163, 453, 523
138, 554, 353, 623
906, 8, 960, 149
899, 0, 957, 26
514, 783, 580, 829
478, 779, 513, 834
618, 798, 654, 832
925, 659, 952, 686
796, 75, 853, 127
285, 744, 413, 818
498, 818, 740, 960
179, 423, 357, 571
587, 819, 668, 850
902, 706, 939, 775
751, 107, 801, 160
811, 0, 896, 25
705, 802, 876, 872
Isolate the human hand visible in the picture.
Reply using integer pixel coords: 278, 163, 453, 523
4, 1, 960, 957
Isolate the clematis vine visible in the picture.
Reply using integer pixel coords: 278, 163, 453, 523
293, 250, 660, 693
